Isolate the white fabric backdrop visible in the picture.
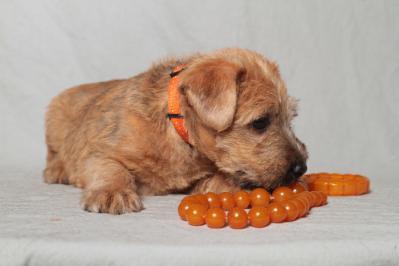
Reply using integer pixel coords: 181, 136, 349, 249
1, 0, 398, 182
1, 1, 399, 265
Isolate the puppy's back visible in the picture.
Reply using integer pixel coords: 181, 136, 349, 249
45, 79, 124, 151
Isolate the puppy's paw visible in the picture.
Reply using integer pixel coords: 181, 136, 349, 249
43, 165, 68, 184
81, 188, 144, 214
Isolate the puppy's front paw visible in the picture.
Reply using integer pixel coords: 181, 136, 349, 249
81, 188, 144, 214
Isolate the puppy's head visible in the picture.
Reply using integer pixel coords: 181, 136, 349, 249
179, 48, 308, 190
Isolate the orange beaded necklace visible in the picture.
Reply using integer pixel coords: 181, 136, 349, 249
178, 173, 369, 229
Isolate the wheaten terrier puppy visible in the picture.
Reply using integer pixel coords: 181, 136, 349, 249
44, 48, 308, 214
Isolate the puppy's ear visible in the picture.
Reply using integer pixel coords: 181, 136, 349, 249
180, 59, 245, 132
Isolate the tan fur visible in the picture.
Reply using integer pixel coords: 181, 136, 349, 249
44, 48, 307, 214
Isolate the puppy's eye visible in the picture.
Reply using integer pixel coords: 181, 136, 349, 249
251, 116, 270, 133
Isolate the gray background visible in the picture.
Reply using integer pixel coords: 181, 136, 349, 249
1, 0, 398, 183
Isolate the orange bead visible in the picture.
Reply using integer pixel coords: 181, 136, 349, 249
234, 190, 251, 209
311, 191, 323, 207
219, 192, 236, 210
192, 194, 209, 207
329, 178, 345, 196
343, 175, 358, 195
303, 191, 313, 204
248, 206, 270, 228
267, 202, 287, 223
318, 191, 328, 205
295, 196, 310, 217
290, 198, 307, 218
205, 192, 222, 208
301, 191, 315, 208
181, 195, 196, 202
205, 208, 226, 228
186, 203, 207, 226
354, 175, 370, 195
272, 186, 294, 202
227, 207, 248, 229
311, 174, 330, 194
178, 202, 189, 220
289, 182, 307, 194
309, 192, 319, 208
178, 196, 197, 220
249, 188, 270, 207
280, 201, 299, 222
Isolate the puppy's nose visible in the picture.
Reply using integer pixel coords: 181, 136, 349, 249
290, 161, 307, 179
282, 161, 307, 186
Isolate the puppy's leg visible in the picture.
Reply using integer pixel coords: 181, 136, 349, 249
81, 157, 143, 214
190, 173, 240, 194
43, 147, 69, 184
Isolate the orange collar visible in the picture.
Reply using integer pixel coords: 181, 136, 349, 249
167, 65, 190, 144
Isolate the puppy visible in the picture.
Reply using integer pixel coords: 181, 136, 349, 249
43, 48, 308, 214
